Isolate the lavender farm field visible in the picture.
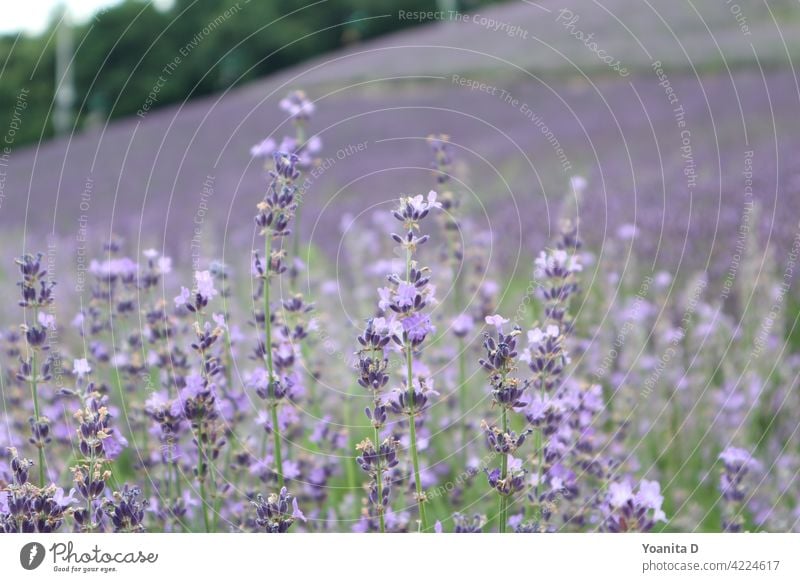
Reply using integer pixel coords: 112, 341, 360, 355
0, 0, 799, 537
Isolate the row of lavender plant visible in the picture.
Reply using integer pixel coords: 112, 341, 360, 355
1, 91, 795, 533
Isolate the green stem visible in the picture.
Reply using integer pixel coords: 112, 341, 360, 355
270, 403, 284, 489
264, 232, 284, 488
86, 451, 95, 531
451, 230, 468, 486
499, 407, 508, 533
534, 369, 547, 523
213, 437, 233, 531
404, 249, 429, 532
172, 460, 188, 531
374, 423, 386, 533
198, 438, 210, 532
29, 347, 46, 487
406, 341, 429, 532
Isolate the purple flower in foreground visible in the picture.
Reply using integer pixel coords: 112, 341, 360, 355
718, 446, 759, 532
73, 358, 92, 378
101, 430, 129, 460
484, 314, 509, 329
279, 90, 315, 121
195, 270, 217, 301
396, 282, 417, 308
251, 487, 305, 533
251, 137, 276, 158
608, 481, 633, 507
453, 512, 486, 533
174, 286, 191, 307
720, 447, 756, 472
105, 485, 147, 533
402, 313, 434, 344
603, 479, 667, 532
452, 313, 474, 337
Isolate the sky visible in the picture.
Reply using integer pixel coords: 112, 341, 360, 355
0, 0, 172, 36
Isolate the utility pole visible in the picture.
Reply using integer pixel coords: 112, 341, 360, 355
437, 0, 459, 17
53, 3, 75, 136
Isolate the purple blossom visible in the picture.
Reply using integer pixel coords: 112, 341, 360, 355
174, 286, 191, 307
610, 484, 635, 508
101, 430, 129, 460
484, 314, 509, 329
195, 270, 217, 301
402, 313, 434, 343
452, 313, 474, 337
396, 282, 417, 308
73, 358, 91, 377
251, 137, 276, 158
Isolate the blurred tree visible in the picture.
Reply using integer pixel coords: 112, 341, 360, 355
0, 0, 504, 147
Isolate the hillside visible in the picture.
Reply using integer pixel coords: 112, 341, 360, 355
1, 0, 799, 275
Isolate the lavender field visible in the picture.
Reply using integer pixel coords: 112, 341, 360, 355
1, 0, 800, 536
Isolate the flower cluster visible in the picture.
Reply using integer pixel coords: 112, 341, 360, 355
718, 447, 759, 532
534, 247, 582, 328
0, 448, 72, 533
70, 384, 127, 531
2, 126, 790, 537
602, 480, 667, 533
355, 437, 400, 531
479, 316, 530, 532
251, 488, 306, 533
15, 253, 57, 487
251, 90, 321, 166
105, 485, 147, 533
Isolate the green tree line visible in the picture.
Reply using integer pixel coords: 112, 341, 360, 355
0, 0, 496, 147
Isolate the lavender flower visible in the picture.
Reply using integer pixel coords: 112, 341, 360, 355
479, 317, 530, 532
453, 512, 486, 533
279, 90, 315, 121
0, 448, 71, 533
15, 252, 56, 487
253, 147, 306, 492
718, 447, 759, 532
602, 480, 667, 532
251, 487, 305, 533
379, 191, 441, 531
355, 437, 399, 532
105, 485, 147, 532
68, 377, 130, 532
